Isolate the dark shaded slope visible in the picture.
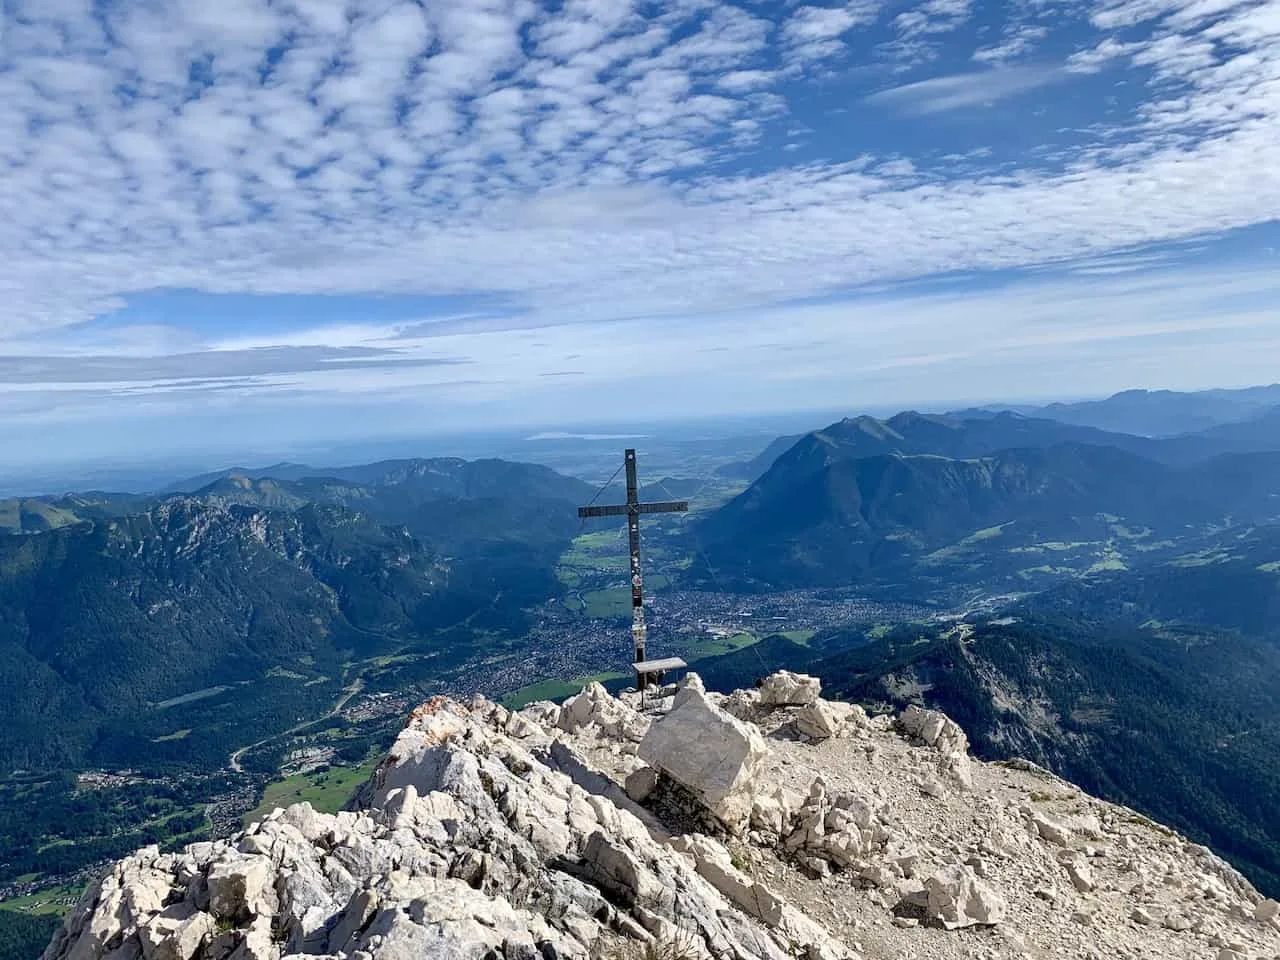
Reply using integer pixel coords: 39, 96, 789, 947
698, 444, 1189, 587
1156, 407, 1280, 464
1025, 524, 1280, 643
698, 404, 1280, 589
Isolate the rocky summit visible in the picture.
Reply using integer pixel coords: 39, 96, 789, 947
43, 673, 1280, 960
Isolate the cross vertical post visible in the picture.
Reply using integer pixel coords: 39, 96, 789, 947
578, 449, 688, 689
623, 449, 645, 666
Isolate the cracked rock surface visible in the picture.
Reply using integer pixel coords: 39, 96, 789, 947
42, 675, 1280, 960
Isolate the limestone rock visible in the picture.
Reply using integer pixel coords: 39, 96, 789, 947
900, 705, 973, 790
671, 834, 784, 925
230, 916, 278, 960
924, 864, 1008, 929
579, 831, 668, 909
1032, 812, 1073, 846
720, 688, 763, 722
750, 787, 801, 837
758, 671, 822, 707
796, 700, 839, 740
797, 700, 868, 741
638, 676, 768, 833
558, 682, 649, 742
669, 834, 849, 960
1064, 857, 1096, 894
138, 906, 215, 960
206, 855, 276, 922
37, 675, 1280, 960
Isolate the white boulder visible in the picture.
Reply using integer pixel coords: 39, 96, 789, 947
924, 864, 1007, 929
797, 699, 869, 741
796, 700, 839, 740
138, 905, 215, 960
758, 671, 822, 707
206, 854, 277, 922
638, 674, 769, 833
1063, 857, 1096, 894
900, 705, 974, 790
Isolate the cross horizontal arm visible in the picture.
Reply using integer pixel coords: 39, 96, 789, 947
577, 500, 689, 519
578, 504, 628, 518
636, 501, 689, 514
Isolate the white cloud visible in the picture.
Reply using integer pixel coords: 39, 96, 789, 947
893, 0, 973, 38
1065, 36, 1142, 73
782, 2, 881, 62
0, 0, 1278, 451
973, 25, 1050, 64
716, 69, 777, 91
785, 5, 862, 41
865, 65, 1067, 113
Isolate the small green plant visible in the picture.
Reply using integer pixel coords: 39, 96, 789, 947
594, 927, 703, 960
1029, 789, 1077, 803
1122, 811, 1177, 838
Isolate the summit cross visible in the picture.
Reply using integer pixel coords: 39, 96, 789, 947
577, 449, 688, 688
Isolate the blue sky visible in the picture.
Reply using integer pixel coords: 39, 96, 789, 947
1, 0, 1279, 467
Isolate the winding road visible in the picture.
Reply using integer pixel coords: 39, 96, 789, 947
228, 677, 365, 774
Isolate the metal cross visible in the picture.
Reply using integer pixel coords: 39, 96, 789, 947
578, 448, 687, 687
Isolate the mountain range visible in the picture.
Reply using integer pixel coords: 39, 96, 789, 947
722, 385, 1280, 483
7, 386, 1280, 954
982, 383, 1280, 437
695, 410, 1280, 589
0, 458, 595, 775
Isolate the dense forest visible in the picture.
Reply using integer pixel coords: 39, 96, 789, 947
0, 912, 59, 960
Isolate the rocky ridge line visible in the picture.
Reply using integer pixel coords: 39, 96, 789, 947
42, 671, 1280, 960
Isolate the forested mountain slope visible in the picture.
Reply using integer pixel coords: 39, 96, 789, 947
698, 440, 1280, 587
0, 456, 596, 774
0, 500, 445, 772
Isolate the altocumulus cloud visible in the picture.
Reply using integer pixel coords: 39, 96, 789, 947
0, 0, 1279, 438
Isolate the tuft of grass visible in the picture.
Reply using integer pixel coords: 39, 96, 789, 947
594, 929, 703, 960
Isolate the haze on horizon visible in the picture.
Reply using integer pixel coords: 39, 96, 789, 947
2, 0, 1280, 468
